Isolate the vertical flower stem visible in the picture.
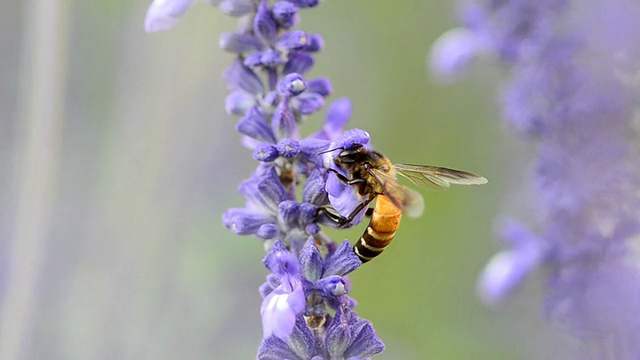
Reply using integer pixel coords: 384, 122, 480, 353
0, 0, 70, 358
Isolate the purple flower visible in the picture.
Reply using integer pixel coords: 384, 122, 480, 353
432, 0, 640, 355
261, 243, 306, 339
429, 28, 488, 83
477, 220, 550, 304
145, 0, 203, 33
321, 129, 372, 227
147, 0, 388, 356
257, 239, 383, 358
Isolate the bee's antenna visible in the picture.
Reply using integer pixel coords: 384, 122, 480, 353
317, 146, 343, 155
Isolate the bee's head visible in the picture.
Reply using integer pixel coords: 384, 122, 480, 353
332, 143, 366, 167
336, 143, 363, 162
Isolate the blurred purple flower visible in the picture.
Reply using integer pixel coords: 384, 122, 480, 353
432, 0, 640, 355
145, 0, 202, 33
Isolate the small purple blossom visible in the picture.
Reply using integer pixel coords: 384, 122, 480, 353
432, 0, 640, 356
321, 129, 372, 227
144, 0, 204, 33
261, 242, 306, 339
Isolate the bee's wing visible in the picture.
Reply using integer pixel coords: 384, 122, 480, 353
394, 163, 488, 191
367, 167, 424, 218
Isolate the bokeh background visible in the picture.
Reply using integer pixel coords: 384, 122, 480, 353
1, 0, 575, 359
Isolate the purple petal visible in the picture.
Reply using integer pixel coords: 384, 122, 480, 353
222, 208, 275, 235
276, 30, 308, 51
292, 92, 325, 115
300, 34, 323, 52
273, 1, 298, 28
271, 101, 297, 139
236, 107, 277, 143
326, 170, 366, 225
344, 321, 385, 358
257, 223, 279, 239
278, 73, 307, 97
284, 52, 315, 75
325, 306, 351, 358
254, 0, 277, 44
297, 202, 318, 226
243, 52, 263, 67
302, 169, 328, 205
317, 275, 348, 297
257, 336, 299, 360
286, 0, 318, 8
429, 28, 485, 83
256, 168, 287, 212
278, 200, 301, 229
477, 222, 548, 305
259, 280, 275, 299
277, 138, 301, 158
260, 280, 305, 338
300, 237, 323, 281
307, 78, 333, 97
324, 98, 351, 137
334, 128, 371, 150
224, 60, 265, 95
286, 317, 316, 359
253, 144, 280, 162
219, 32, 263, 53
299, 138, 330, 165
324, 240, 362, 276
144, 0, 198, 33
239, 168, 286, 213
224, 89, 254, 115
305, 223, 320, 235
217, 0, 253, 17
262, 240, 289, 271
263, 91, 280, 109
261, 49, 284, 68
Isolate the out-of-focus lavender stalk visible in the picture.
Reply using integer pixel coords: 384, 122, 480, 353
145, 0, 385, 358
431, 0, 640, 357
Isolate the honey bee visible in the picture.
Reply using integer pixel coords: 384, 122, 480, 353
325, 143, 487, 263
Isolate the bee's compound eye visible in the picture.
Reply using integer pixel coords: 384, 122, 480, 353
338, 148, 359, 158
339, 143, 363, 158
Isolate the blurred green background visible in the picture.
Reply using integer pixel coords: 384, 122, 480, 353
1, 0, 573, 359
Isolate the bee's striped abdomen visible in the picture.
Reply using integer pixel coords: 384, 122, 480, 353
353, 195, 402, 263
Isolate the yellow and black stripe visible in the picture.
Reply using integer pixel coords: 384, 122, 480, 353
353, 195, 402, 263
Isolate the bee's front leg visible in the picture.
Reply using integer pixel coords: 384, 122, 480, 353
326, 168, 367, 186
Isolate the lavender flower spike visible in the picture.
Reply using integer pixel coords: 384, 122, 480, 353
431, 0, 640, 356
146, 0, 388, 356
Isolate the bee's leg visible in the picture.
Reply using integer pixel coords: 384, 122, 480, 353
315, 196, 375, 228
316, 206, 344, 224
337, 194, 376, 228
326, 168, 367, 186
